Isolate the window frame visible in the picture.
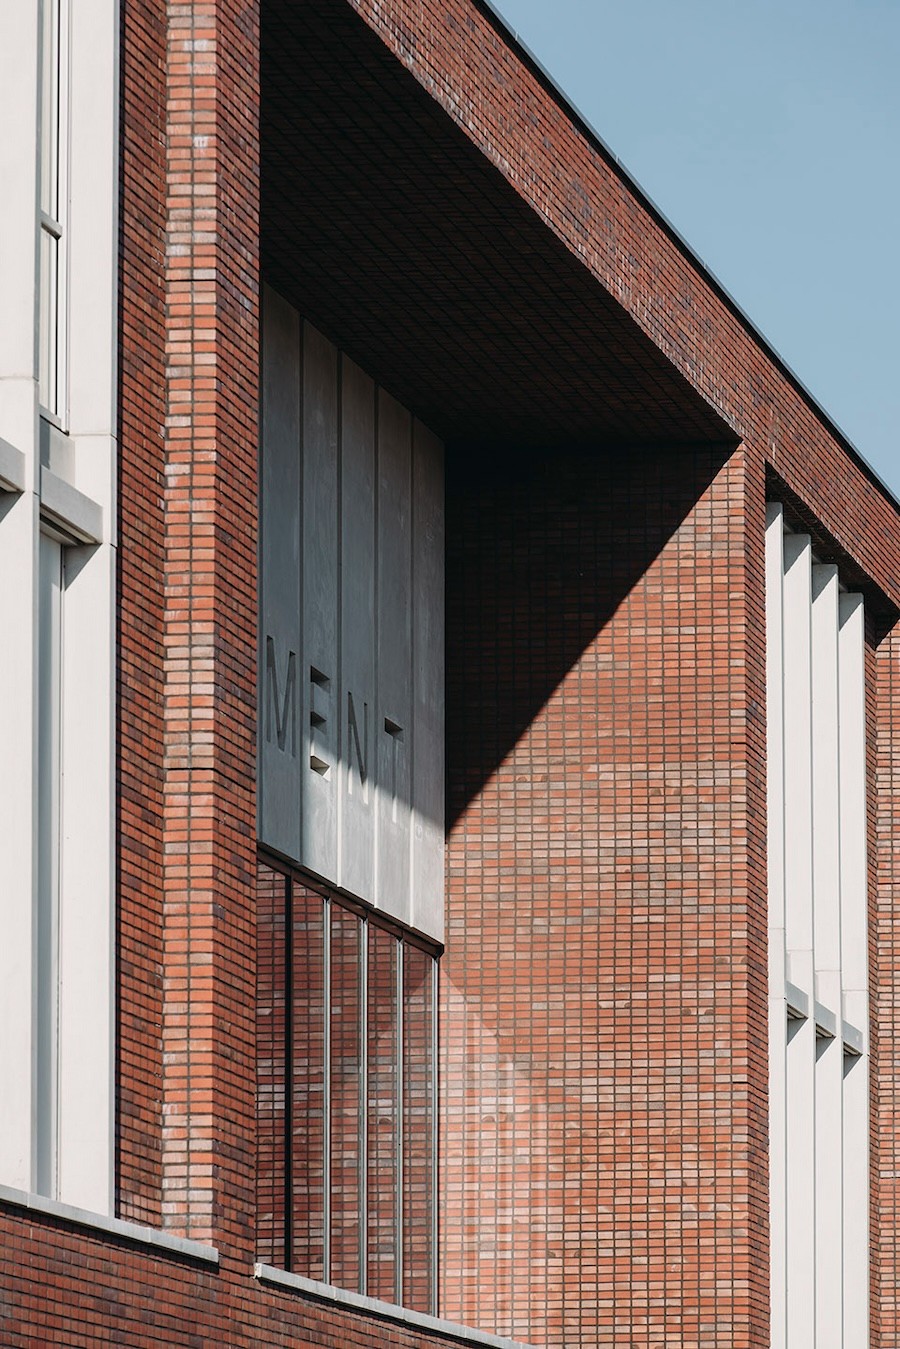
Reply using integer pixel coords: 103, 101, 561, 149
38, 0, 70, 424
256, 851, 440, 1314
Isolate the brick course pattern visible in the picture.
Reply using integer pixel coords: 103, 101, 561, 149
443, 446, 768, 1346
159, 0, 260, 1253
3, 0, 899, 1345
117, 0, 169, 1230
346, 0, 900, 612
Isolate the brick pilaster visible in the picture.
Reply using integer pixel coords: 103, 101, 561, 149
161, 0, 260, 1249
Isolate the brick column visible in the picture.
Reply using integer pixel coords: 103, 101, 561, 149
118, 0, 169, 1226
161, 0, 260, 1248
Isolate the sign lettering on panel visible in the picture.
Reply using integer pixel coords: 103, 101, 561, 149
258, 287, 301, 860
258, 293, 444, 940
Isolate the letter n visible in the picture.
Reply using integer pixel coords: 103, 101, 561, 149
347, 691, 368, 787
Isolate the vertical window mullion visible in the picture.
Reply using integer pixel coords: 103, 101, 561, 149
322, 894, 332, 1285
284, 872, 293, 1270
430, 956, 439, 1316
359, 915, 368, 1295
394, 938, 404, 1308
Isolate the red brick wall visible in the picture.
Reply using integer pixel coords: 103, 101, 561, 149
442, 444, 769, 1347
118, 0, 168, 1227
4, 0, 897, 1344
159, 0, 260, 1251
0, 1212, 472, 1348
119, 0, 262, 1254
346, 0, 900, 613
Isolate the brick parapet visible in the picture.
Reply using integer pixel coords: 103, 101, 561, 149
346, 0, 900, 605
0, 1211, 500, 1347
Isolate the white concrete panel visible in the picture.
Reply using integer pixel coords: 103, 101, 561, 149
786, 1012, 816, 1349
765, 505, 786, 949
67, 0, 118, 439
814, 1034, 843, 1348
838, 590, 868, 1347
56, 542, 115, 1213
810, 568, 845, 1349
259, 289, 302, 861
301, 322, 339, 880
339, 356, 376, 899
0, 496, 40, 1192
36, 531, 62, 1199
411, 420, 444, 940
811, 564, 841, 984
842, 1050, 869, 1347
838, 593, 867, 999
782, 534, 814, 973
0, 493, 39, 1191
768, 994, 788, 1349
376, 389, 412, 923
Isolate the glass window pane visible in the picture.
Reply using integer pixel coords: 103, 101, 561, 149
367, 924, 398, 1300
330, 903, 362, 1291
402, 944, 435, 1312
39, 227, 58, 415
40, 0, 60, 218
291, 879, 326, 1279
256, 860, 288, 1268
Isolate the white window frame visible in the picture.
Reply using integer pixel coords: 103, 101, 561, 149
38, 0, 70, 423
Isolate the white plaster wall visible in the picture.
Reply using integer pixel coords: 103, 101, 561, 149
0, 0, 118, 1213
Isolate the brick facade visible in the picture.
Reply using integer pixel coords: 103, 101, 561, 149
3, 0, 898, 1345
442, 445, 769, 1346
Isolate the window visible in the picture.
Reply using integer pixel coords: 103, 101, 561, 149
766, 503, 869, 1347
257, 859, 438, 1312
39, 0, 68, 420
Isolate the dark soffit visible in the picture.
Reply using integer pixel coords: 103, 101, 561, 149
261, 0, 737, 451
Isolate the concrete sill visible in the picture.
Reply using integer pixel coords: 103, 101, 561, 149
0, 437, 25, 493
254, 1263, 539, 1348
0, 1184, 219, 1266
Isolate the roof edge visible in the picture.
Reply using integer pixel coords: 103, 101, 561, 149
475, 0, 899, 515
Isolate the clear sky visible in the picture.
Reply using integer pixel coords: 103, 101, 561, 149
489, 0, 900, 495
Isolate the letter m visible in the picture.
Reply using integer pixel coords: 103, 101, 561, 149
265, 635, 297, 755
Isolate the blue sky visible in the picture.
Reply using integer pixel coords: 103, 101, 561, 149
490, 0, 900, 495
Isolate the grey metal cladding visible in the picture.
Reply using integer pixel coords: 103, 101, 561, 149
301, 319, 339, 882
258, 293, 445, 941
339, 354, 377, 901
411, 418, 445, 938
375, 388, 413, 923
258, 286, 301, 861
